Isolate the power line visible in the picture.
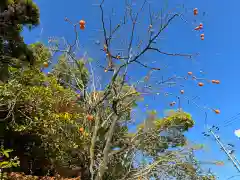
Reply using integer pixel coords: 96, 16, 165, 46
224, 112, 240, 124
221, 112, 240, 128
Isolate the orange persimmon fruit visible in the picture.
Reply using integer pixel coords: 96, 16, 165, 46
87, 115, 94, 121
188, 71, 193, 75
215, 80, 220, 84
193, 8, 198, 15
79, 127, 84, 132
79, 20, 85, 26
43, 62, 49, 68
198, 82, 204, 86
80, 25, 85, 30
79, 20, 85, 30
214, 109, 220, 114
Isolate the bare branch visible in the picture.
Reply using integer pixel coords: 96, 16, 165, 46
135, 60, 160, 70
148, 47, 197, 58
127, 0, 147, 55
100, 0, 108, 47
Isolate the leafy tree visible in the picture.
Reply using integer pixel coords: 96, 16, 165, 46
52, 54, 89, 91
44, 0, 219, 179
0, 42, 89, 177
0, 40, 216, 179
0, 0, 40, 82
0, 0, 221, 180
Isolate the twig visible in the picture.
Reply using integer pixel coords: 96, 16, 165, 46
148, 47, 196, 58
135, 60, 160, 70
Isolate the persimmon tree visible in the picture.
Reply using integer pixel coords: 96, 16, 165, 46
0, 0, 222, 179
47, 0, 220, 180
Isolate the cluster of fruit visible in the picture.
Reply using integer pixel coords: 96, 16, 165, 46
193, 8, 204, 40
169, 71, 220, 114
79, 114, 94, 136
79, 20, 85, 30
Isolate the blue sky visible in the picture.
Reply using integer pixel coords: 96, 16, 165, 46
22, 0, 240, 179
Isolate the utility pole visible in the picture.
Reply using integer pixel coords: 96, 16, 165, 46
203, 125, 240, 173
227, 145, 240, 168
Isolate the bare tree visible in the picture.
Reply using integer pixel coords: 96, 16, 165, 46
47, 0, 220, 179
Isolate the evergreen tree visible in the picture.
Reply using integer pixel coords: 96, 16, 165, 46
0, 0, 39, 82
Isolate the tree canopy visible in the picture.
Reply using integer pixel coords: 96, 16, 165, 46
0, 0, 39, 82
0, 0, 221, 180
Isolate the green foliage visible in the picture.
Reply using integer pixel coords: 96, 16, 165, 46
201, 175, 216, 180
0, 147, 19, 180
29, 42, 52, 67
0, 44, 216, 179
0, 40, 216, 180
52, 55, 89, 90
0, 49, 217, 179
0, 1, 217, 178
0, 147, 19, 169
132, 111, 192, 158
0, 69, 88, 167
0, 0, 40, 82
0, 43, 92, 176
155, 110, 194, 131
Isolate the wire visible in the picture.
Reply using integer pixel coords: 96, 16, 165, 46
226, 174, 240, 180
223, 112, 240, 124
221, 112, 240, 128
